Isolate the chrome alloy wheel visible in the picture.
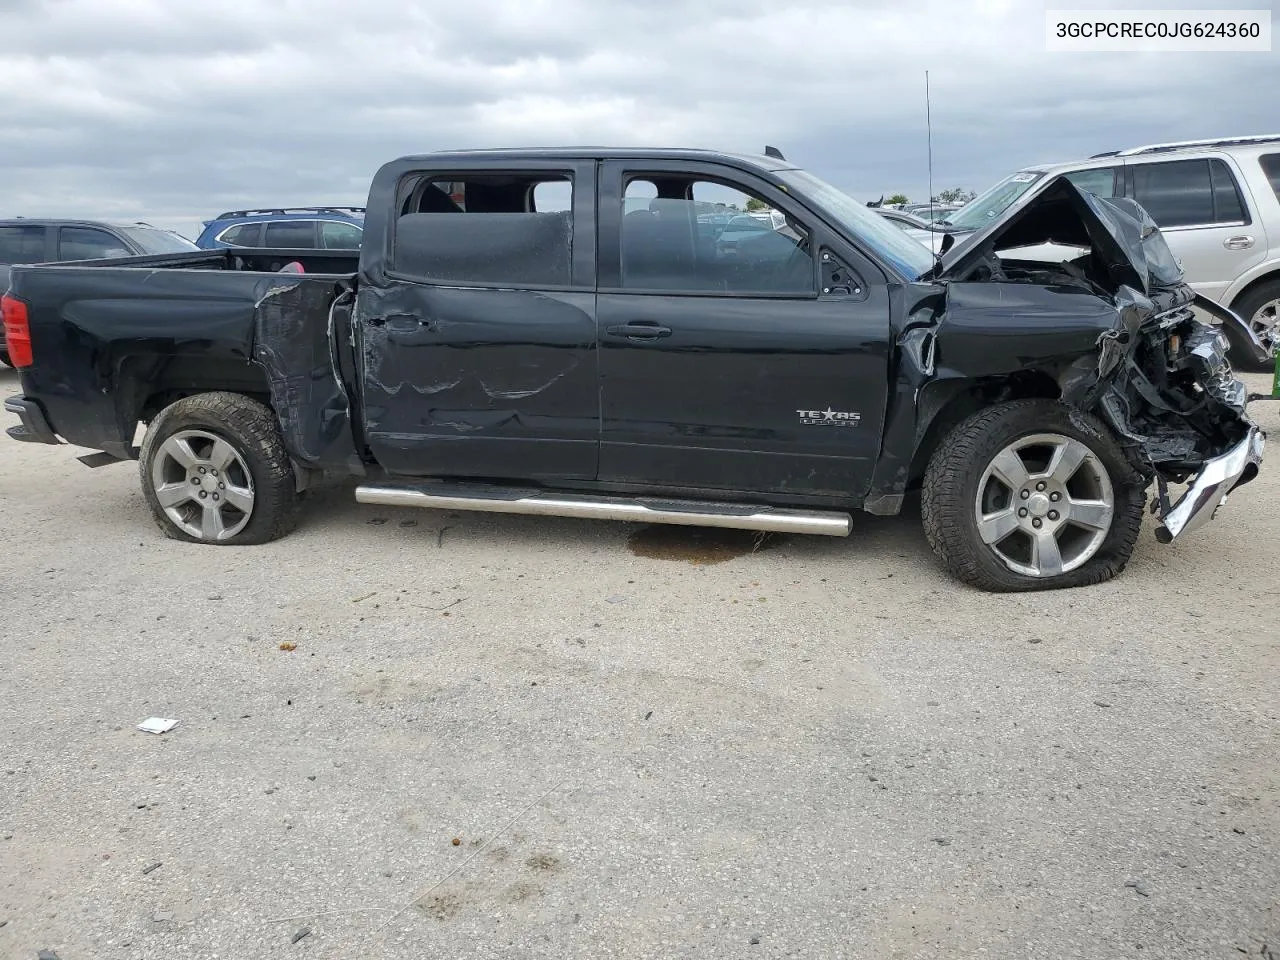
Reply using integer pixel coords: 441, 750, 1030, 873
974, 433, 1114, 578
149, 429, 255, 541
1249, 297, 1280, 353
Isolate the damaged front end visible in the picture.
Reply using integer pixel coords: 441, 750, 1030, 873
933, 177, 1266, 541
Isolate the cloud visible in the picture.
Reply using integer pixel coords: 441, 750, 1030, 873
0, 0, 1275, 236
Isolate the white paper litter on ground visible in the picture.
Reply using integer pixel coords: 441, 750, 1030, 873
136, 717, 180, 734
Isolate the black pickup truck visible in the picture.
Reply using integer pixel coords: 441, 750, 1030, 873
2, 148, 1268, 591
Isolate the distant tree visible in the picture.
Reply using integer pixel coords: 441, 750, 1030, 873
886, 193, 910, 206
937, 187, 977, 204
744, 197, 768, 212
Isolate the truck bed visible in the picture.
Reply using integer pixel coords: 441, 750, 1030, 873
5, 248, 362, 469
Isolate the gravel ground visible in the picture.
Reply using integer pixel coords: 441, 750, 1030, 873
1, 363, 1277, 960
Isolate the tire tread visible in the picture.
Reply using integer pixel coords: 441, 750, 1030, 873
921, 399, 1146, 592
138, 392, 299, 545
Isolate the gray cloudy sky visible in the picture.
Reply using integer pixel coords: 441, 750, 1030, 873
0, 0, 1276, 238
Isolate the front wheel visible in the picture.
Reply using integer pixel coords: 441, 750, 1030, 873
139, 392, 300, 545
921, 399, 1147, 592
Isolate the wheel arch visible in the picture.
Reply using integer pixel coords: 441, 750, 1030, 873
1224, 262, 1280, 309
905, 370, 1063, 489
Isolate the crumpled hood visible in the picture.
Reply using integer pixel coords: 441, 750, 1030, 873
934, 176, 1181, 293
934, 175, 1271, 364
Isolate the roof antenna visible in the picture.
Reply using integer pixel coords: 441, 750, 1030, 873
764, 145, 785, 160
925, 70, 944, 273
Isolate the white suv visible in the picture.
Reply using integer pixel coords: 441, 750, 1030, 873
937, 135, 1280, 365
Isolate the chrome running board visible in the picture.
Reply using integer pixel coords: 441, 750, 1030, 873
355, 482, 852, 537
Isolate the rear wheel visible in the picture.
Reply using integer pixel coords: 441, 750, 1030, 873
921, 399, 1147, 592
139, 392, 299, 545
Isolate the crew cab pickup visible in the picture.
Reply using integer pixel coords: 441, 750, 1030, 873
2, 148, 1268, 591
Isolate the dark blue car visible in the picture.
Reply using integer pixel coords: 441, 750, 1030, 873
195, 207, 365, 250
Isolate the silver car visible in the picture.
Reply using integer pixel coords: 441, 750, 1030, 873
939, 135, 1280, 366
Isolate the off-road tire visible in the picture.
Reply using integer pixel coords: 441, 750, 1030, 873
921, 399, 1147, 592
139, 392, 299, 545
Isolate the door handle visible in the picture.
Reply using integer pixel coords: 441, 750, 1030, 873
368, 314, 437, 331
605, 321, 672, 340
1224, 235, 1255, 250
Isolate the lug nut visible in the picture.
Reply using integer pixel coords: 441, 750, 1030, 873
212, 493, 219, 501
1049, 510, 1059, 521
211, 469, 218, 476
191, 477, 200, 485
1018, 508, 1028, 518
198, 466, 206, 474
218, 482, 225, 489
1050, 492, 1061, 502
1020, 490, 1030, 500
1036, 481, 1046, 491
1032, 518, 1042, 528
198, 491, 207, 499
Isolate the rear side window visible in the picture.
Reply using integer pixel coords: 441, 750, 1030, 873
0, 225, 45, 264
320, 220, 362, 249
392, 172, 574, 287
1063, 167, 1119, 198
1130, 158, 1247, 227
1260, 154, 1280, 201
58, 227, 132, 261
218, 223, 262, 246
264, 220, 318, 248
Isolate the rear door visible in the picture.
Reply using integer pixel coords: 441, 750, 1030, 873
356, 160, 599, 481
0, 223, 52, 268
1125, 156, 1264, 301
264, 220, 320, 249
595, 160, 892, 500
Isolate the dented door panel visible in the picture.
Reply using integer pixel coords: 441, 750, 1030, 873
357, 284, 598, 480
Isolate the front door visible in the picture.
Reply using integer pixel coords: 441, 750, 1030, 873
595, 160, 892, 500
356, 160, 599, 482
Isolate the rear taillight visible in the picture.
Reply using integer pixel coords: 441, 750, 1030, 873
1, 294, 32, 368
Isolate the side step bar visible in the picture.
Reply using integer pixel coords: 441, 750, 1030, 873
355, 482, 852, 537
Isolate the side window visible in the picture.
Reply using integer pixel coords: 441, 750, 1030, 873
392, 172, 574, 287
624, 179, 658, 216
1259, 153, 1280, 202
58, 227, 131, 261
0, 225, 46, 264
219, 223, 262, 246
320, 221, 363, 249
264, 220, 318, 248
1063, 167, 1118, 198
1130, 158, 1247, 228
1209, 159, 1246, 223
532, 180, 572, 213
619, 176, 813, 295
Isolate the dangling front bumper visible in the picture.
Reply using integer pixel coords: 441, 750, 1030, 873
1155, 426, 1264, 542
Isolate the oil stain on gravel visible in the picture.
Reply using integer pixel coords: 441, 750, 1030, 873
626, 526, 785, 565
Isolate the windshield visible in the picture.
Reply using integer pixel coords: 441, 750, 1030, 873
777, 169, 934, 280
118, 226, 200, 254
939, 171, 1044, 231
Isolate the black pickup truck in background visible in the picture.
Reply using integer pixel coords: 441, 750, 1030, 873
1, 148, 1267, 591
